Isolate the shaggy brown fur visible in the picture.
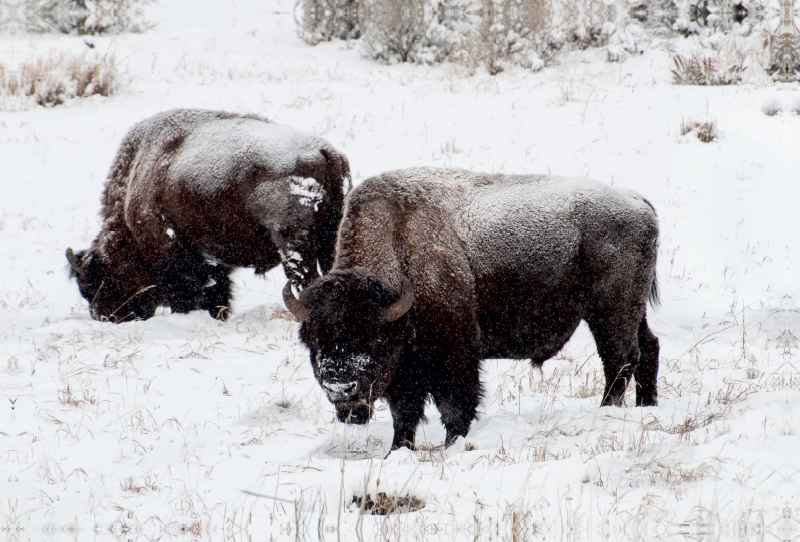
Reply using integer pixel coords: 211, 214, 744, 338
68, 109, 350, 322
289, 167, 659, 450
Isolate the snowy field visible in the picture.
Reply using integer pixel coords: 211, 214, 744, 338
2, 1, 800, 540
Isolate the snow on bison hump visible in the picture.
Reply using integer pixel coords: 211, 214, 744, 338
66, 108, 350, 323
284, 167, 660, 451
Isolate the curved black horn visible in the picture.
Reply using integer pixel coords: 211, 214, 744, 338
283, 281, 310, 322
382, 277, 414, 322
66, 248, 82, 276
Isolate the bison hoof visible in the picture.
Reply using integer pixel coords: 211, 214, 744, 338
335, 403, 370, 425
636, 395, 658, 407
389, 438, 416, 453
444, 431, 466, 448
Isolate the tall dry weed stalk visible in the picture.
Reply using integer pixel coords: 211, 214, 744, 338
0, 50, 118, 109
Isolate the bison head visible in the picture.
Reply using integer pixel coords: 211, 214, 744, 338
285, 269, 413, 425
66, 246, 159, 322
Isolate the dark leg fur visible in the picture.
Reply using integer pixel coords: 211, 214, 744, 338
635, 317, 659, 406
199, 265, 233, 320
387, 387, 428, 451
163, 245, 231, 319
432, 358, 482, 447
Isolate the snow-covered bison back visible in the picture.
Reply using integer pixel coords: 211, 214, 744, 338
284, 167, 659, 450
67, 109, 350, 322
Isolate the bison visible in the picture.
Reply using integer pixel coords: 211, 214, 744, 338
67, 109, 350, 322
284, 167, 660, 450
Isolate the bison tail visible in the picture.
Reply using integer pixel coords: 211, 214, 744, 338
648, 271, 660, 309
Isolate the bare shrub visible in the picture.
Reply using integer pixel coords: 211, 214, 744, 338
761, 97, 781, 116
671, 51, 744, 85
1, 51, 118, 109
296, 0, 360, 44
359, 0, 438, 63
790, 98, 800, 115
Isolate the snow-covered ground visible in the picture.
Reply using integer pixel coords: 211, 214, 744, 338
2, 1, 800, 539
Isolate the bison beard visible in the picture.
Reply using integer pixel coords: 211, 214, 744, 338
287, 167, 661, 451
66, 109, 350, 322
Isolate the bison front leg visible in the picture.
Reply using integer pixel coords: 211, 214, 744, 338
387, 388, 428, 451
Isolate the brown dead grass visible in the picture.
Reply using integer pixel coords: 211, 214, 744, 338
1, 50, 118, 108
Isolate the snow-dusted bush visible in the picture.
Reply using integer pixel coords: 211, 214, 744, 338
454, 0, 558, 74
2, 0, 150, 35
359, 0, 439, 63
671, 50, 745, 84
765, 28, 800, 81
295, 0, 789, 77
296, 0, 360, 44
0, 51, 118, 109
357, 0, 571, 71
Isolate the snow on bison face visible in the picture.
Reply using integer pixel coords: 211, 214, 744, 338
286, 269, 414, 424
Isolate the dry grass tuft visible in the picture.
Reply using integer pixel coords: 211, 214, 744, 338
352, 493, 425, 515
680, 118, 719, 143
761, 98, 781, 116
0, 50, 118, 109
671, 52, 744, 85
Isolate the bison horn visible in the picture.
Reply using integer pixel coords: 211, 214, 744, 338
66, 248, 83, 276
382, 277, 414, 322
283, 281, 310, 322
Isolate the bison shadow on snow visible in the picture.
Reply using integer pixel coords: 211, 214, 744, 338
67, 108, 350, 322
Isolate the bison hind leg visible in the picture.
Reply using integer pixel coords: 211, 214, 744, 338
585, 310, 643, 407
432, 360, 483, 448
634, 316, 659, 406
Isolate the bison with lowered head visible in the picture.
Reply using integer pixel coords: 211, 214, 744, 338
68, 109, 350, 322
284, 167, 660, 450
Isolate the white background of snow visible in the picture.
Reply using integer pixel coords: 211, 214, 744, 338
1, 0, 800, 539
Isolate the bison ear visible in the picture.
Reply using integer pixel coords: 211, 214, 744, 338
283, 281, 310, 322
66, 248, 85, 276
382, 277, 414, 323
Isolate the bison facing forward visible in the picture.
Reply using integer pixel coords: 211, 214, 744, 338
68, 109, 350, 322
285, 167, 659, 450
